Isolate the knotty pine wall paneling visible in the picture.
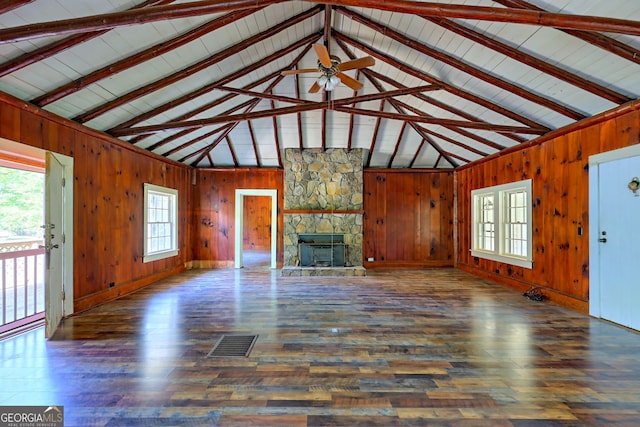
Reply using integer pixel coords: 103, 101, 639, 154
363, 169, 454, 268
456, 105, 640, 313
193, 168, 284, 266
0, 93, 193, 313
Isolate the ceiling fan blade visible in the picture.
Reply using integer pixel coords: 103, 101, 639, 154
309, 81, 322, 93
337, 72, 363, 91
339, 56, 375, 72
313, 43, 332, 68
281, 68, 319, 75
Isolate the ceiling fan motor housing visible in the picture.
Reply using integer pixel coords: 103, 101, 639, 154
318, 55, 342, 75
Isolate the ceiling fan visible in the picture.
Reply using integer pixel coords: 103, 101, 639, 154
282, 44, 375, 93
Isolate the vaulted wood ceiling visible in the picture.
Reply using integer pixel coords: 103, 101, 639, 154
0, 0, 639, 169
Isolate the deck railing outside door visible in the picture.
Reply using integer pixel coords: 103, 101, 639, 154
0, 239, 45, 335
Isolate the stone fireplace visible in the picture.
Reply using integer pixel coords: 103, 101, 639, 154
282, 148, 366, 276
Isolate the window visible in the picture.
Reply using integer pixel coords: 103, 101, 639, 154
471, 179, 532, 268
143, 183, 178, 263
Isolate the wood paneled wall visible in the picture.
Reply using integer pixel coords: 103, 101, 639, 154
363, 169, 454, 268
0, 93, 192, 313
456, 105, 640, 313
193, 168, 284, 265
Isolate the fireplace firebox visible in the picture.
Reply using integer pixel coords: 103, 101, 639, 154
298, 234, 346, 267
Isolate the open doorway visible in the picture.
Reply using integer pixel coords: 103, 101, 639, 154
234, 189, 277, 269
0, 138, 73, 339
0, 154, 45, 336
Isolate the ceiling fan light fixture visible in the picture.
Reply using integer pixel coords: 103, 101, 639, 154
320, 74, 340, 91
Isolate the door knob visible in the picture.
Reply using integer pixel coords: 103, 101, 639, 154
598, 238, 607, 243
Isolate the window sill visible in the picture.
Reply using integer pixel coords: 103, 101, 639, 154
471, 250, 532, 269
143, 249, 179, 263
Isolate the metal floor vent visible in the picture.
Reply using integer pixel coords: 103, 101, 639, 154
207, 335, 258, 357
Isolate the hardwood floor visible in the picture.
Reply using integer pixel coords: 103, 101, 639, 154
1, 268, 640, 426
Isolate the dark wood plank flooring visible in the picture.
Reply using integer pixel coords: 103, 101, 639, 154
1, 268, 640, 426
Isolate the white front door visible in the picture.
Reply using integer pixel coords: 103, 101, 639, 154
44, 152, 73, 338
593, 153, 640, 330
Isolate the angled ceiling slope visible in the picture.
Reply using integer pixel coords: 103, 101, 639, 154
0, 0, 638, 169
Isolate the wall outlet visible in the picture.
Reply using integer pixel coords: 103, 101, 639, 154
367, 257, 374, 262
109, 282, 115, 288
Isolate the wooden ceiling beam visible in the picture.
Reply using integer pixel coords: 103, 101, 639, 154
312, 0, 640, 35
270, 97, 282, 167
408, 138, 427, 168
155, 104, 253, 154
333, 31, 549, 131
225, 136, 239, 167
424, 16, 631, 105
387, 122, 408, 168
33, 8, 261, 107
75, 9, 322, 124
3, 0, 640, 45
247, 121, 261, 167
294, 71, 304, 150
335, 107, 546, 134
366, 101, 385, 167
338, 8, 586, 121
389, 98, 500, 154
360, 68, 518, 147
338, 35, 510, 152
110, 85, 454, 136
132, 45, 313, 158
161, 123, 235, 157
0, 0, 172, 79
0, 0, 33, 14
112, 41, 314, 136
211, 84, 439, 107
0, 0, 288, 44
493, 0, 640, 66
409, 123, 459, 167
336, 38, 465, 167
188, 71, 289, 165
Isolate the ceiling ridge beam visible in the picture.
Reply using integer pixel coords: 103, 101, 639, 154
337, 7, 586, 121
33, 7, 261, 107
424, 15, 631, 105
74, 8, 323, 124
493, 0, 640, 66
333, 30, 549, 131
0, 1, 174, 78
111, 85, 461, 137
2, 0, 640, 45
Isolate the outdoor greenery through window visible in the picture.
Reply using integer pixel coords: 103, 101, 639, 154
471, 179, 533, 268
0, 166, 44, 248
143, 183, 178, 263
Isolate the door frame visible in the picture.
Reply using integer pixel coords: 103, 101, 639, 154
588, 143, 640, 318
234, 189, 277, 269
